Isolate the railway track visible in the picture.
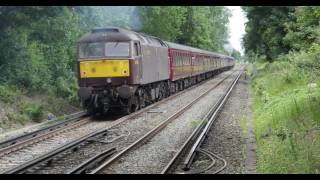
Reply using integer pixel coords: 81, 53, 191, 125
88, 69, 242, 174
1, 68, 237, 174
0, 111, 88, 157
162, 71, 243, 174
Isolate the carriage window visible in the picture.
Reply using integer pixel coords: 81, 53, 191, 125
183, 53, 188, 65
177, 52, 180, 66
185, 54, 189, 65
182, 54, 185, 65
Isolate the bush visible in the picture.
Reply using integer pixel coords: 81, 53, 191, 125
55, 76, 79, 104
0, 84, 20, 103
21, 103, 44, 122
6, 112, 29, 125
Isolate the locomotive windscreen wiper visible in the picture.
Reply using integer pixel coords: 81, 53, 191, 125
113, 41, 119, 48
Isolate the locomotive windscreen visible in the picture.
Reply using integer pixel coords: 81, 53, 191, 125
79, 42, 130, 58
79, 42, 105, 58
105, 42, 129, 57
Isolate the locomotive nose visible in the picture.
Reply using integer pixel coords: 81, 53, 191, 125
79, 59, 130, 78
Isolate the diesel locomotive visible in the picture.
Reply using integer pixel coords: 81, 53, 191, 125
77, 27, 235, 115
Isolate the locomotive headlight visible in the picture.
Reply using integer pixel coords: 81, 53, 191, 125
107, 78, 112, 83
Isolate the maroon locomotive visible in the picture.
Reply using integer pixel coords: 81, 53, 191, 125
77, 27, 235, 115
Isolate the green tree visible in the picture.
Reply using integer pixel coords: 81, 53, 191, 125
137, 6, 187, 42
231, 49, 242, 60
177, 6, 231, 52
283, 7, 320, 51
242, 6, 296, 61
0, 6, 80, 95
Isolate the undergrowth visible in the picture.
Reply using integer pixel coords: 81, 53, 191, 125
250, 46, 320, 173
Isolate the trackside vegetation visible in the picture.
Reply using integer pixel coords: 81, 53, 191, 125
243, 6, 320, 173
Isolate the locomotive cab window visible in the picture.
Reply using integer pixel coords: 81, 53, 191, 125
79, 42, 105, 58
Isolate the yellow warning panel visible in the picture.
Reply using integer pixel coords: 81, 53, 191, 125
80, 60, 130, 78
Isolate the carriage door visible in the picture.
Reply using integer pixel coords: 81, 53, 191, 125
191, 53, 195, 75
133, 41, 142, 83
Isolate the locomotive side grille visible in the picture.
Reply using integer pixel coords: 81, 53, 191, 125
79, 60, 130, 78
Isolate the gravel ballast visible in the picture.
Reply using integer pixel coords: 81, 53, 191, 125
100, 68, 242, 174
0, 68, 235, 173
188, 71, 256, 174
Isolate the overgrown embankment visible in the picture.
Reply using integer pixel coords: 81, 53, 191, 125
248, 45, 320, 173
0, 84, 80, 134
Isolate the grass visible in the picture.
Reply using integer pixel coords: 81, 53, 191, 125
0, 84, 21, 103
20, 102, 44, 123
190, 119, 203, 129
241, 114, 248, 138
249, 60, 320, 173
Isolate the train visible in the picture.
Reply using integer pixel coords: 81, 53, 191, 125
77, 27, 235, 115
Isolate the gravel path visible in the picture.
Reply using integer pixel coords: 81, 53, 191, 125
188, 71, 256, 174
99, 69, 241, 174
244, 74, 257, 174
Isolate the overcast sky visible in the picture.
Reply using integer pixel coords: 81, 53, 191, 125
226, 6, 247, 55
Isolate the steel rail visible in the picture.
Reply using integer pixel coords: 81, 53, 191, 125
184, 72, 242, 170
161, 70, 242, 174
0, 111, 87, 150
89, 69, 235, 174
0, 115, 90, 158
67, 148, 117, 174
3, 128, 110, 174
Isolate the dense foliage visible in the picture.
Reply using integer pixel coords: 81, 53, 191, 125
0, 7, 80, 100
243, 6, 320, 62
138, 6, 231, 53
242, 7, 296, 61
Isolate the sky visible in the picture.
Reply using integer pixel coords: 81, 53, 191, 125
226, 6, 247, 55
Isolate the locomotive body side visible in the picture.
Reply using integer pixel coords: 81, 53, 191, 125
137, 36, 169, 85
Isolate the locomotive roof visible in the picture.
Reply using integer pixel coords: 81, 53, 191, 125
78, 27, 234, 60
78, 27, 167, 48
78, 27, 141, 43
